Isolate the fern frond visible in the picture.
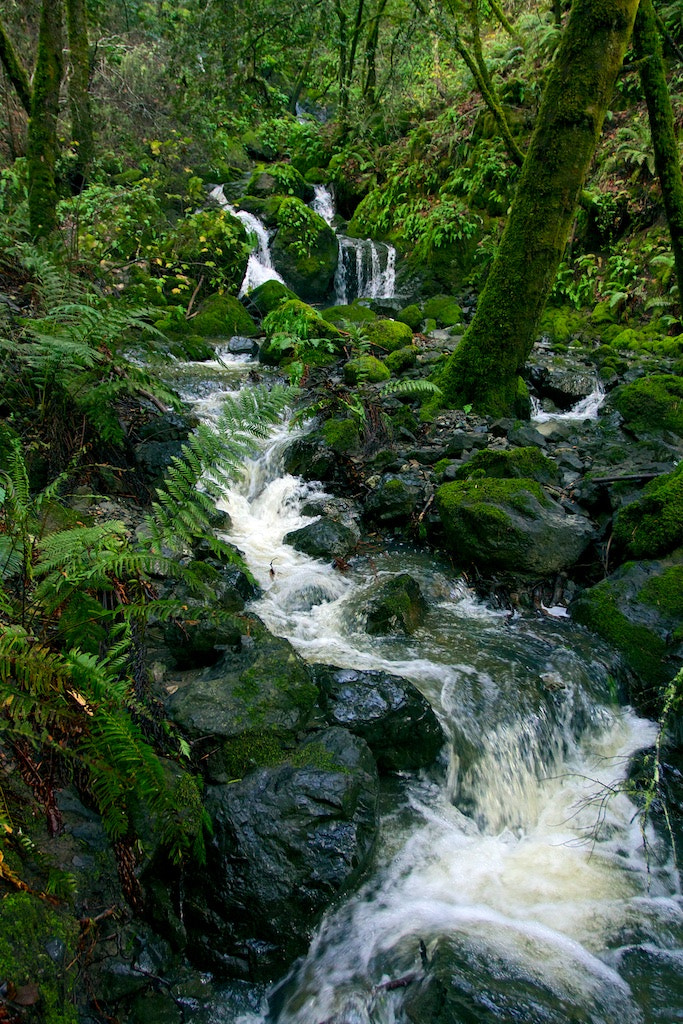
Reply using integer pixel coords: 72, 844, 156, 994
379, 379, 443, 400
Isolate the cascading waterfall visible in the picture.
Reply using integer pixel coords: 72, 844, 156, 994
210, 185, 285, 297
171, 355, 683, 1024
532, 380, 606, 423
312, 185, 397, 305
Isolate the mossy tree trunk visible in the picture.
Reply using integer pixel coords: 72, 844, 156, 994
433, 0, 640, 416
27, 0, 64, 238
633, 0, 683, 311
0, 17, 32, 115
65, 0, 93, 191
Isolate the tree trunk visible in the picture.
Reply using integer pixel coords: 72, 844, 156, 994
28, 0, 64, 238
633, 0, 683, 312
65, 0, 93, 191
363, 0, 389, 107
0, 17, 31, 115
432, 0, 640, 416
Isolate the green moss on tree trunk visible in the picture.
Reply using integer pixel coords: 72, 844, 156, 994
66, 0, 93, 190
432, 0, 640, 416
633, 0, 683, 311
0, 18, 32, 114
28, 0, 64, 238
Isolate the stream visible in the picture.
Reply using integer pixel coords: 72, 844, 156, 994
167, 354, 683, 1024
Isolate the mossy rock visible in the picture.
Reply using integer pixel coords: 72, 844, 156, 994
365, 318, 413, 353
590, 301, 617, 326
611, 374, 683, 437
0, 892, 79, 1024
244, 163, 309, 201
436, 478, 594, 576
571, 557, 683, 708
385, 345, 419, 374
321, 303, 377, 326
247, 279, 298, 316
344, 355, 390, 384
166, 334, 215, 361
112, 167, 145, 185
365, 573, 428, 635
322, 417, 361, 453
397, 304, 423, 330
271, 197, 338, 302
235, 195, 283, 228
538, 307, 588, 344
422, 295, 462, 328
454, 446, 558, 485
613, 463, 683, 559
191, 293, 257, 338
262, 299, 342, 344
241, 130, 277, 161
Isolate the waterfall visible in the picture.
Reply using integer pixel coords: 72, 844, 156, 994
532, 381, 606, 423
209, 184, 285, 297
311, 185, 397, 305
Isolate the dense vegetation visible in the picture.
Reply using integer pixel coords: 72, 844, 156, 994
0, 0, 682, 1017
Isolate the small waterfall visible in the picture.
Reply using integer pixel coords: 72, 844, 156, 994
532, 381, 606, 423
209, 184, 285, 297
311, 185, 397, 305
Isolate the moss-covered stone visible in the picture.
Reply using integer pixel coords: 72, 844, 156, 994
344, 355, 390, 384
436, 477, 594, 575
422, 295, 463, 328
365, 574, 428, 635
611, 374, 683, 436
262, 299, 342, 345
398, 304, 424, 330
244, 163, 309, 200
365, 318, 413, 353
0, 892, 79, 1024
454, 446, 558, 485
191, 293, 257, 338
321, 303, 377, 325
590, 300, 617, 325
385, 345, 419, 374
322, 417, 361, 452
271, 197, 338, 302
613, 463, 683, 558
571, 557, 683, 707
247, 279, 298, 316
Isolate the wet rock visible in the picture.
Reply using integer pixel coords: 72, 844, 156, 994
311, 665, 444, 771
227, 335, 259, 357
528, 365, 598, 409
134, 439, 185, 482
571, 555, 683, 711
165, 618, 318, 739
453, 446, 558, 485
508, 424, 547, 448
283, 435, 339, 483
365, 574, 428, 635
436, 478, 595, 576
137, 412, 198, 443
444, 430, 488, 456
284, 517, 360, 560
364, 473, 425, 524
184, 728, 379, 976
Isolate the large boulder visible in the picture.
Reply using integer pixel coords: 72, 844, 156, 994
612, 463, 683, 559
271, 198, 338, 302
436, 478, 595, 576
191, 293, 257, 338
611, 373, 683, 439
284, 517, 360, 560
312, 665, 444, 771
364, 472, 425, 524
164, 617, 318, 741
183, 728, 379, 976
571, 556, 683, 711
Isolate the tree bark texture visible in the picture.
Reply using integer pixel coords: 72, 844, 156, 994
66, 0, 93, 190
433, 0, 640, 416
28, 0, 64, 238
633, 0, 683, 310
0, 17, 31, 115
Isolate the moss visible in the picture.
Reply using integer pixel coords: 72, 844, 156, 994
611, 374, 683, 436
572, 580, 667, 685
344, 355, 391, 384
0, 892, 78, 1024
423, 318, 437, 333
322, 418, 360, 453
385, 345, 419, 374
191, 293, 257, 338
455, 446, 557, 484
437, 477, 549, 523
244, 163, 308, 200
220, 730, 287, 779
365, 319, 413, 353
247, 280, 298, 316
321, 303, 377, 325
639, 566, 683, 618
289, 741, 346, 773
422, 295, 463, 327
613, 464, 683, 558
590, 301, 617, 325
434, 458, 452, 475
539, 308, 588, 343
263, 300, 342, 344
397, 304, 423, 330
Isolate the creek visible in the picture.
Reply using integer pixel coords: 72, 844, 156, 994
167, 354, 683, 1024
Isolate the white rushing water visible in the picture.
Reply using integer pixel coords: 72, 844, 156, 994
532, 381, 606, 424
312, 185, 397, 305
210, 185, 285, 296
183, 362, 683, 1024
